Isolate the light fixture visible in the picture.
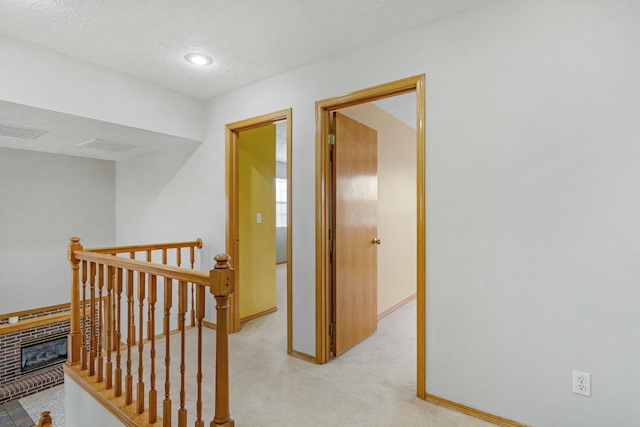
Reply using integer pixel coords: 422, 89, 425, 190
184, 53, 213, 66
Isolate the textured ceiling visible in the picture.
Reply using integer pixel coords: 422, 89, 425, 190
0, 0, 491, 100
0, 100, 200, 162
0, 0, 491, 161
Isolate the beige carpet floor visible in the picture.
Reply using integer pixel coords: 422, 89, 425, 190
19, 384, 65, 426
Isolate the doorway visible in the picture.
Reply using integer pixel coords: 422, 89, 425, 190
225, 108, 293, 354
315, 76, 426, 398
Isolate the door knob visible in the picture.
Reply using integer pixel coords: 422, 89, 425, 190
372, 238, 381, 245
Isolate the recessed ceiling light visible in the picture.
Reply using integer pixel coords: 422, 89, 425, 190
184, 53, 213, 66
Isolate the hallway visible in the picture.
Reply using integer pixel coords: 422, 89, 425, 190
224, 264, 492, 426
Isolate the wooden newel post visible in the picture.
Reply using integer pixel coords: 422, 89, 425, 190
67, 237, 83, 364
210, 254, 235, 427
36, 411, 52, 427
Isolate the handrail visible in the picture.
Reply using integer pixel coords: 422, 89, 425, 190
67, 237, 235, 427
74, 250, 209, 286
85, 238, 203, 254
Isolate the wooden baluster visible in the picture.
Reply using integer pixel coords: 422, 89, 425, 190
210, 254, 235, 427
137, 271, 146, 414
81, 260, 88, 370
67, 237, 83, 365
126, 269, 134, 405
111, 254, 118, 351
115, 268, 123, 397
149, 274, 158, 424
163, 277, 173, 427
162, 248, 167, 265
89, 262, 96, 377
195, 284, 205, 427
97, 264, 105, 383
147, 250, 152, 341
190, 245, 196, 326
178, 280, 187, 427
175, 246, 191, 425
106, 266, 114, 390
130, 252, 136, 346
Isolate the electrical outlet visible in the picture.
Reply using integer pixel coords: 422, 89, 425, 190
573, 370, 591, 397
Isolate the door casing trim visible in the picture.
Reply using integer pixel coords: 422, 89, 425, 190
225, 108, 293, 355
314, 75, 426, 399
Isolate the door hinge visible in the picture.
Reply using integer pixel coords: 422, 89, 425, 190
329, 323, 336, 336
328, 133, 336, 146
328, 229, 336, 240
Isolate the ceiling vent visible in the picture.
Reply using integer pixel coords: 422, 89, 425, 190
0, 123, 47, 139
76, 139, 137, 152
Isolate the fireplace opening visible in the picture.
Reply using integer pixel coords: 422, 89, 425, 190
21, 333, 67, 374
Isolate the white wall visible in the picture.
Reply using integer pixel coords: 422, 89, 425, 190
65, 377, 125, 427
0, 34, 205, 141
0, 148, 115, 313
113, 0, 640, 425
115, 144, 218, 323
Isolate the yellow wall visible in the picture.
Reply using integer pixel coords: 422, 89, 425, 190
340, 103, 417, 316
238, 124, 277, 319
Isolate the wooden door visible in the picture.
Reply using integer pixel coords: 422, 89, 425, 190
332, 112, 378, 356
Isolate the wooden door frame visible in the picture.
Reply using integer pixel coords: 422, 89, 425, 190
225, 108, 293, 354
315, 75, 426, 398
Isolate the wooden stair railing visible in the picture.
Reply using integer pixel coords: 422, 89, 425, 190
66, 237, 235, 427
36, 411, 52, 427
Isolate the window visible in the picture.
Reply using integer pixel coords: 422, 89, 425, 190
276, 177, 287, 227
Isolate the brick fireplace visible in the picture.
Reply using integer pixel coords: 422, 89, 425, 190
21, 333, 67, 374
0, 306, 69, 403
